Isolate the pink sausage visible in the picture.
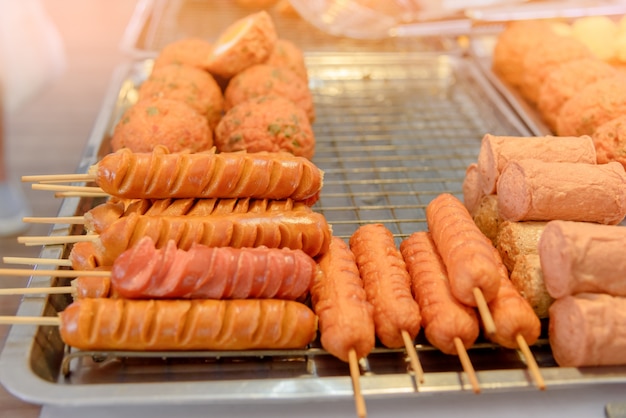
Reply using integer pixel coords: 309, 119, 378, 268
497, 160, 626, 224
477, 134, 596, 195
549, 293, 626, 367
539, 220, 626, 298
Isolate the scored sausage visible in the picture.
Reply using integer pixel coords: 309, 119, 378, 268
425, 193, 501, 306
539, 220, 626, 298
94, 210, 332, 265
549, 293, 626, 367
349, 224, 421, 349
84, 197, 310, 234
110, 236, 316, 300
312, 236, 375, 362
477, 134, 596, 195
92, 146, 323, 201
462, 163, 485, 217
59, 298, 318, 351
68, 241, 103, 270
400, 231, 479, 355
71, 269, 112, 299
497, 160, 626, 225
485, 247, 541, 349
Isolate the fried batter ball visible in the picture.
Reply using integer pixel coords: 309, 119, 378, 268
138, 64, 224, 130
556, 75, 626, 137
110, 97, 213, 153
225, 64, 314, 121
215, 95, 315, 159
537, 58, 617, 131
264, 38, 308, 82
592, 115, 626, 169
152, 38, 213, 70
206, 11, 278, 79
520, 34, 592, 105
492, 20, 569, 88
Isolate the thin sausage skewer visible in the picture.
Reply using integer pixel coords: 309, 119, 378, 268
3, 256, 72, 267
400, 231, 481, 394
0, 298, 318, 351
425, 193, 499, 336
312, 236, 375, 418
23, 146, 324, 202
349, 224, 424, 383
1, 238, 317, 301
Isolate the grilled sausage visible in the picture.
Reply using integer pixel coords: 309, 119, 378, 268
68, 241, 103, 270
462, 163, 485, 217
349, 224, 421, 348
312, 236, 375, 362
94, 210, 332, 265
71, 269, 112, 299
425, 193, 501, 306
477, 134, 596, 195
59, 298, 318, 351
497, 160, 626, 225
111, 237, 316, 300
84, 197, 310, 234
485, 247, 541, 349
539, 220, 626, 298
549, 293, 626, 367
92, 146, 323, 201
400, 231, 479, 355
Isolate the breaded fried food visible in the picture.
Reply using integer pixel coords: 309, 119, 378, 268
138, 64, 224, 130
592, 115, 626, 169
537, 58, 617, 131
215, 95, 315, 159
206, 11, 278, 79
264, 38, 308, 82
152, 38, 213, 70
110, 98, 213, 153
225, 64, 314, 121
520, 34, 592, 104
492, 20, 569, 88
556, 75, 626, 137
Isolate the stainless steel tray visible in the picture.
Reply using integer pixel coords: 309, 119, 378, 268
2, 53, 626, 408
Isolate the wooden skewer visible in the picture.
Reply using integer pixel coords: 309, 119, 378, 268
453, 337, 480, 394
23, 216, 85, 225
401, 329, 424, 384
516, 333, 546, 391
31, 183, 103, 194
0, 286, 72, 296
17, 234, 98, 246
22, 173, 94, 183
3, 257, 73, 267
0, 315, 61, 326
0, 268, 109, 278
54, 191, 109, 198
348, 348, 367, 418
473, 287, 496, 336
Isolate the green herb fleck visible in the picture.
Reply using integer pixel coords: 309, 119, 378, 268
146, 106, 159, 116
268, 124, 281, 136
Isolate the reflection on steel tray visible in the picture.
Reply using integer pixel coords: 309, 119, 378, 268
2, 53, 626, 408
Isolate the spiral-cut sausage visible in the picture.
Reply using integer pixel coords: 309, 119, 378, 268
312, 236, 375, 362
84, 197, 310, 234
400, 232, 479, 355
59, 298, 318, 351
95, 211, 332, 265
426, 193, 501, 306
93, 146, 323, 201
68, 241, 103, 270
349, 224, 421, 349
111, 237, 316, 300
71, 268, 112, 299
